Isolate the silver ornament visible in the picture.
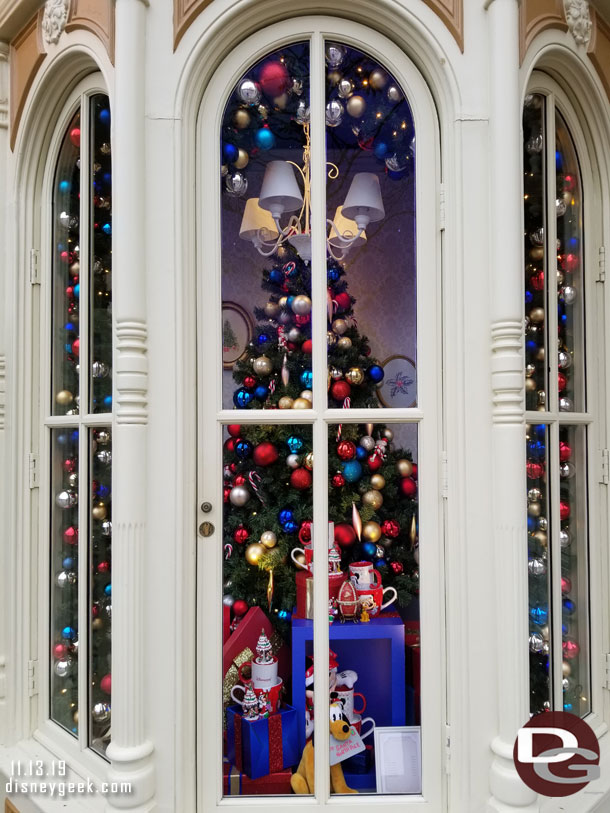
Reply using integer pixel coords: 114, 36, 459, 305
562, 677, 574, 692
229, 485, 250, 507
386, 85, 403, 102
223, 594, 235, 608
225, 172, 248, 197
375, 545, 384, 558
559, 397, 574, 412
557, 269, 564, 285
537, 516, 548, 532
97, 450, 112, 465
237, 79, 261, 106
287, 327, 302, 342
56, 570, 70, 588
526, 363, 536, 377
560, 528, 571, 548
329, 366, 342, 379
558, 351, 572, 369
96, 429, 110, 445
528, 488, 542, 502
385, 153, 409, 173
296, 101, 310, 125
337, 78, 353, 98
561, 285, 577, 305
529, 632, 545, 653
325, 100, 344, 127
252, 355, 273, 376
54, 659, 74, 678
526, 134, 543, 154
291, 78, 303, 96
56, 490, 77, 509
67, 473, 78, 488
325, 43, 346, 67
528, 558, 546, 577
556, 198, 567, 217
92, 361, 109, 378
360, 436, 375, 452
530, 227, 544, 245
413, 546, 419, 564
279, 310, 292, 325
101, 520, 112, 536
560, 461, 576, 479
92, 702, 111, 724
291, 295, 312, 315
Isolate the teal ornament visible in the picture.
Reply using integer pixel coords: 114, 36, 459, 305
300, 370, 313, 388
234, 388, 254, 408
287, 435, 304, 453
362, 542, 376, 559
529, 605, 548, 625
342, 460, 363, 482
255, 128, 275, 150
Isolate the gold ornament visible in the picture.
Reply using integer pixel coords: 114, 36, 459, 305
383, 428, 394, 441
278, 296, 288, 308
362, 521, 381, 542
366, 423, 374, 437
245, 542, 265, 565
253, 355, 273, 375
396, 459, 413, 477
332, 318, 348, 335
528, 501, 541, 517
345, 367, 364, 385
265, 301, 281, 318
525, 378, 537, 392
234, 148, 249, 169
293, 398, 310, 409
363, 490, 383, 510
56, 390, 74, 405
563, 190, 572, 205
370, 473, 385, 489
273, 93, 288, 110
369, 68, 388, 89
410, 515, 418, 548
529, 246, 544, 261
304, 452, 314, 470
562, 661, 571, 677
535, 347, 545, 362
73, 710, 79, 724
91, 617, 104, 630
92, 501, 107, 520
529, 307, 545, 324
278, 396, 294, 409
337, 336, 352, 350
300, 390, 313, 402
267, 567, 274, 610
234, 109, 251, 129
327, 331, 338, 347
69, 261, 80, 277
261, 531, 277, 549
534, 530, 547, 547
328, 70, 342, 85
346, 95, 366, 117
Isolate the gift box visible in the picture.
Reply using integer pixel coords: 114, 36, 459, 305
223, 604, 231, 644
295, 570, 347, 619
223, 762, 293, 795
226, 704, 299, 779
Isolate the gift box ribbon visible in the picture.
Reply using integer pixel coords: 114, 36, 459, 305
234, 711, 284, 773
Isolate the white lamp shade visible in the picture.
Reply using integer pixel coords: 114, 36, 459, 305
328, 206, 367, 249
341, 172, 385, 228
239, 198, 280, 242
258, 161, 303, 218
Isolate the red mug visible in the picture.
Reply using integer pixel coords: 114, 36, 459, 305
350, 714, 375, 740
231, 678, 283, 714
291, 547, 314, 571
356, 584, 398, 616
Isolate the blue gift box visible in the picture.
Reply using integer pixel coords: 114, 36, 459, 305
226, 704, 299, 780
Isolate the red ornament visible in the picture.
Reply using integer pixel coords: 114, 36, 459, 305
298, 521, 312, 543
302, 339, 313, 354
224, 437, 237, 453
244, 376, 256, 389
382, 519, 400, 538
97, 561, 110, 573
367, 454, 383, 472
330, 380, 351, 402
229, 462, 238, 473
223, 486, 231, 503
526, 462, 544, 479
563, 638, 580, 659
259, 60, 291, 97
564, 174, 576, 193
530, 270, 545, 291
63, 457, 77, 473
234, 526, 249, 544
559, 440, 572, 461
91, 604, 99, 617
411, 463, 418, 480
63, 526, 78, 545
228, 425, 242, 437
295, 314, 310, 326
233, 474, 246, 486
334, 523, 357, 548
286, 342, 298, 351
562, 253, 579, 273
253, 441, 279, 466
233, 599, 248, 617
72, 338, 80, 356
333, 292, 351, 312
53, 643, 67, 659
291, 467, 312, 490
69, 127, 81, 147
560, 500, 570, 520
390, 562, 403, 575
558, 372, 567, 392
561, 576, 572, 594
332, 473, 345, 488
400, 477, 417, 497
91, 480, 99, 495
100, 674, 112, 695
337, 440, 357, 460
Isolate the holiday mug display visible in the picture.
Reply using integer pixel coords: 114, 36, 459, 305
349, 561, 381, 590
333, 686, 366, 720
356, 584, 398, 616
231, 678, 284, 715
237, 628, 279, 687
349, 714, 375, 740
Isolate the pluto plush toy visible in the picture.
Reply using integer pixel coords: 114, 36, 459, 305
290, 696, 357, 794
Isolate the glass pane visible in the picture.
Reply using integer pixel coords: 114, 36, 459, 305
526, 423, 552, 715
50, 427, 79, 734
51, 110, 81, 416
558, 425, 590, 716
325, 43, 416, 409
523, 93, 547, 412
555, 112, 585, 414
327, 422, 420, 794
222, 423, 313, 796
89, 96, 113, 414
89, 427, 112, 754
220, 43, 313, 411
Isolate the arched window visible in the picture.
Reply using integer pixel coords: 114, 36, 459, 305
198, 19, 443, 807
45, 81, 113, 757
523, 77, 604, 720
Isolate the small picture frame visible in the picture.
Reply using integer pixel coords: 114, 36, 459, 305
374, 726, 422, 794
376, 355, 417, 409
222, 301, 255, 369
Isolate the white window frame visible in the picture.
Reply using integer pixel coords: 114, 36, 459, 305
196, 17, 445, 812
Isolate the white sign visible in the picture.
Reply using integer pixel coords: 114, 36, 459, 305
374, 726, 422, 794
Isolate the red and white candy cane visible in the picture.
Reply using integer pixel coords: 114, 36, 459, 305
336, 397, 351, 440
371, 438, 388, 464
224, 543, 233, 559
248, 470, 265, 505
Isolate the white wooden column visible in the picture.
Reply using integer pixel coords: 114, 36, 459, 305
486, 0, 538, 810
105, 0, 155, 808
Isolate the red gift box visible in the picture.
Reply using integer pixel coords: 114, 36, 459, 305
223, 604, 231, 644
223, 606, 290, 681
223, 762, 293, 795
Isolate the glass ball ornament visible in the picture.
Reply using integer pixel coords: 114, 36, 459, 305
363, 490, 383, 510
337, 336, 352, 350
235, 149, 250, 170
529, 604, 548, 625
361, 541, 377, 559
561, 576, 572, 594
92, 501, 107, 520
562, 597, 576, 615
254, 127, 275, 150
327, 331, 338, 347
254, 385, 269, 401
287, 453, 300, 469
245, 542, 265, 566
342, 460, 363, 482
325, 42, 346, 67
233, 387, 253, 408
362, 521, 382, 542
296, 101, 310, 125
529, 632, 545, 653
55, 659, 74, 678
368, 365, 384, 383
560, 461, 576, 479
253, 355, 273, 376
237, 79, 262, 105
373, 141, 388, 160
55, 570, 77, 588
560, 528, 571, 548
360, 436, 375, 452
225, 171, 248, 197
67, 473, 78, 488
558, 350, 572, 369
56, 490, 76, 509
337, 78, 353, 98
561, 285, 577, 305
229, 485, 250, 506
62, 625, 77, 640
300, 370, 313, 389
325, 100, 344, 127
556, 198, 567, 217
559, 397, 574, 412
371, 474, 385, 489
291, 294, 312, 315
286, 435, 304, 453
385, 152, 410, 176
538, 516, 548, 532
278, 508, 294, 525
278, 396, 294, 409
396, 459, 414, 477
235, 440, 253, 459
345, 367, 364, 386
223, 594, 235, 608
526, 133, 544, 154
56, 389, 74, 406
386, 85, 403, 102
92, 702, 111, 724
562, 637, 580, 659
92, 361, 109, 378
260, 531, 277, 549
300, 390, 313, 403
346, 95, 366, 117
528, 557, 546, 576
97, 450, 112, 465
528, 487, 542, 502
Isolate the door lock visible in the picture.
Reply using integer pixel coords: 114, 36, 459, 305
199, 521, 215, 537
201, 501, 213, 513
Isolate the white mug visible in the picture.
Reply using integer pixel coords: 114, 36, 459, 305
349, 561, 381, 590
238, 655, 278, 688
350, 714, 375, 740
333, 687, 366, 721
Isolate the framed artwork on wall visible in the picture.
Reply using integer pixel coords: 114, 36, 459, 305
376, 355, 417, 408
222, 301, 255, 369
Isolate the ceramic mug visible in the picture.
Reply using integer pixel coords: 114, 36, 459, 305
356, 584, 398, 616
350, 714, 375, 740
231, 678, 283, 714
291, 547, 314, 571
237, 655, 278, 688
349, 561, 381, 590
333, 687, 366, 720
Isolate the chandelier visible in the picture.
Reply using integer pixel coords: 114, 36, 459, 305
239, 123, 385, 262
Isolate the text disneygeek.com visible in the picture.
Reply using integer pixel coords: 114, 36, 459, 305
6, 778, 132, 798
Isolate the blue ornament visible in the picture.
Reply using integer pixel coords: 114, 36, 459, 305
327, 267, 341, 283
527, 441, 545, 460
255, 128, 275, 150
375, 558, 387, 568
300, 370, 313, 389
65, 322, 75, 332
563, 703, 573, 711
65, 343, 72, 353
102, 222, 112, 235
342, 460, 363, 483
562, 623, 568, 635
104, 584, 112, 596
387, 168, 406, 181
356, 446, 368, 461
62, 557, 75, 569
269, 268, 283, 284
254, 385, 269, 401
223, 143, 238, 163
71, 430, 79, 443
257, 333, 271, 346
59, 180, 71, 193
99, 109, 110, 125
233, 388, 254, 408
278, 509, 294, 525
74, 283, 80, 298
62, 626, 77, 640
527, 516, 537, 532
103, 172, 112, 186
362, 542, 376, 559
555, 150, 562, 171
283, 520, 298, 533
529, 605, 548, 625
97, 484, 110, 499
286, 435, 304, 453
526, 340, 537, 354
57, 433, 68, 445
367, 365, 384, 383
278, 609, 292, 621
534, 425, 546, 441
525, 291, 533, 304
235, 440, 253, 459
287, 295, 295, 309
103, 395, 112, 408
373, 141, 388, 160
562, 598, 576, 615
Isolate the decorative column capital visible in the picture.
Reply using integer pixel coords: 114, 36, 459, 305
563, 0, 592, 46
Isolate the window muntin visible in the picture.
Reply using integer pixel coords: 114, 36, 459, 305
524, 91, 591, 718
48, 92, 113, 756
